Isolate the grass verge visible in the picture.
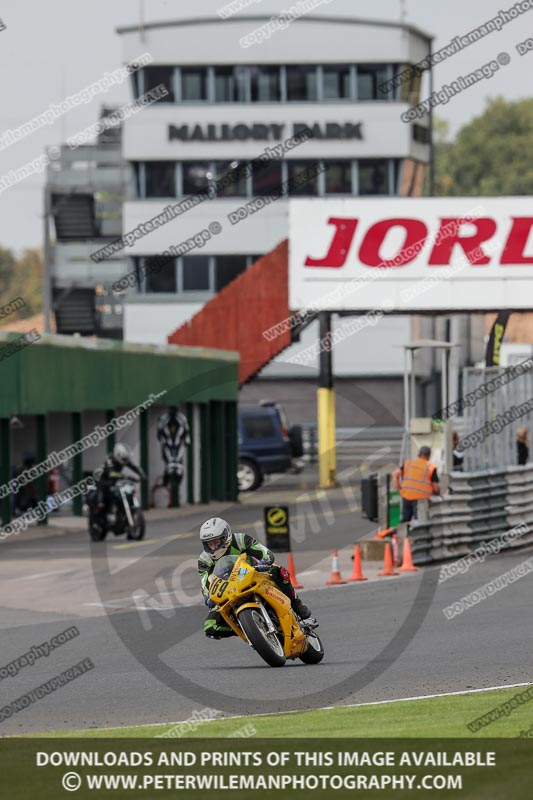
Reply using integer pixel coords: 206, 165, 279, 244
22, 685, 533, 738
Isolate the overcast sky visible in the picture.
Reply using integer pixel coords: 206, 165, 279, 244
0, 0, 530, 253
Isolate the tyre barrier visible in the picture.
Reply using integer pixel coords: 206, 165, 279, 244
409, 464, 533, 566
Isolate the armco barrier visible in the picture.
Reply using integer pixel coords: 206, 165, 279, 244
409, 465, 533, 565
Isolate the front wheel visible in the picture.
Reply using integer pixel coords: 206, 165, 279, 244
299, 631, 325, 664
89, 520, 107, 542
238, 607, 286, 667
127, 509, 145, 541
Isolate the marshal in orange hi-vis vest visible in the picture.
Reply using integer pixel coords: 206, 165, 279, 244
400, 458, 437, 501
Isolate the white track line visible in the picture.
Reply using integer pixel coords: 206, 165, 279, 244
71, 681, 533, 733
11, 568, 74, 581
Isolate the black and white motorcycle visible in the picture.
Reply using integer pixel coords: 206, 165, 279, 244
87, 477, 145, 542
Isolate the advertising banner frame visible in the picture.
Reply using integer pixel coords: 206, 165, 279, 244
289, 197, 533, 314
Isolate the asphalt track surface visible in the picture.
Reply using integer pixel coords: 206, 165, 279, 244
0, 463, 531, 735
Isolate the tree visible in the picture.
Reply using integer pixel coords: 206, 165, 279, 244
431, 117, 456, 195
434, 98, 533, 196
0, 248, 16, 296
0, 247, 43, 320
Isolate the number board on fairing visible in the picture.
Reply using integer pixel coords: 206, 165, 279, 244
210, 577, 229, 598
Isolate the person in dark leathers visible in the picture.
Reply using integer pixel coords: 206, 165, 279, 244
198, 517, 312, 639
95, 443, 145, 521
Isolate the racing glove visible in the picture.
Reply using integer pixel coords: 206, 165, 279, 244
205, 596, 216, 609
255, 559, 271, 572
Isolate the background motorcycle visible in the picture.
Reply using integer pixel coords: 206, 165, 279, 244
87, 477, 145, 542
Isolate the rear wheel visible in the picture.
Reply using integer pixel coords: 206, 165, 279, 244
127, 510, 145, 541
238, 607, 286, 667
299, 631, 325, 664
237, 459, 262, 492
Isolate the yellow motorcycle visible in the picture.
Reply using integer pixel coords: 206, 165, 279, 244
208, 553, 324, 668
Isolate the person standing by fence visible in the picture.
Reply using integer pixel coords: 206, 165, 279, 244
392, 445, 440, 522
517, 428, 529, 466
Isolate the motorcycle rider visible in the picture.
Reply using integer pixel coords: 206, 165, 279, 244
95, 443, 145, 521
198, 517, 312, 639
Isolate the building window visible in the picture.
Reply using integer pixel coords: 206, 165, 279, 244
323, 66, 351, 100
214, 66, 247, 102
393, 159, 402, 194
133, 163, 142, 197
145, 256, 176, 293
286, 66, 318, 101
181, 67, 208, 101
413, 124, 430, 144
182, 162, 212, 195
182, 256, 210, 291
143, 66, 175, 102
252, 160, 282, 196
324, 161, 352, 194
145, 162, 175, 198
288, 161, 319, 195
358, 159, 389, 194
216, 255, 247, 291
395, 63, 424, 104
250, 66, 281, 101
215, 161, 248, 196
357, 64, 389, 100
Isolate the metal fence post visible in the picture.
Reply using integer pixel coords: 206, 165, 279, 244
186, 402, 194, 505
71, 412, 82, 516
0, 418, 11, 526
200, 403, 211, 504
139, 408, 148, 510
36, 414, 48, 525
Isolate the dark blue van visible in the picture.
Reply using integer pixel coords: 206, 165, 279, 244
238, 403, 293, 491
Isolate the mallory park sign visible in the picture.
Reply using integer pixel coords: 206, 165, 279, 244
168, 121, 363, 142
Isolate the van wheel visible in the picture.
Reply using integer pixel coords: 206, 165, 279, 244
237, 459, 262, 492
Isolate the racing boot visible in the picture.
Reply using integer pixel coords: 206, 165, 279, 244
292, 595, 311, 620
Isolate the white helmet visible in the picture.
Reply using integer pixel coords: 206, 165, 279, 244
113, 443, 129, 464
200, 517, 232, 560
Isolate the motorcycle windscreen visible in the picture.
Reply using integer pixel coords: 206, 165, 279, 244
213, 555, 250, 580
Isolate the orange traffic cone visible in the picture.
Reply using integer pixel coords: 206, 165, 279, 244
398, 536, 419, 572
348, 545, 368, 582
378, 542, 398, 577
326, 549, 346, 585
287, 552, 303, 589
374, 527, 395, 540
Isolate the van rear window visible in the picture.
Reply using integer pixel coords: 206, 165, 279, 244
242, 415, 276, 439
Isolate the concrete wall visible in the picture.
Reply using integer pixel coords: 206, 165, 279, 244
240, 377, 404, 427
124, 299, 203, 345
